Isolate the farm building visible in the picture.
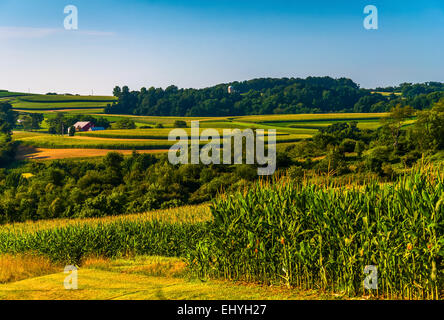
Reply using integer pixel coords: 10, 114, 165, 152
73, 121, 94, 132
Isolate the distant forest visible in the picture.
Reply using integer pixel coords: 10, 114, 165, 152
105, 77, 444, 116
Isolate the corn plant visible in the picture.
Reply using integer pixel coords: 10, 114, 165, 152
189, 166, 443, 299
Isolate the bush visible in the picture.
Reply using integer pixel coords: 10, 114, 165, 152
363, 146, 391, 174
339, 138, 357, 153
174, 120, 187, 128
114, 119, 136, 129
68, 126, 75, 136
354, 140, 366, 157
287, 166, 304, 182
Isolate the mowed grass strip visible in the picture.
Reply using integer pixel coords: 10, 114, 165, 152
234, 113, 390, 123
0, 255, 339, 300
77, 128, 293, 139
13, 108, 105, 114
9, 94, 116, 111
15, 134, 176, 150
90, 115, 233, 127
16, 95, 116, 103
11, 100, 111, 110
0, 91, 32, 98
263, 120, 383, 130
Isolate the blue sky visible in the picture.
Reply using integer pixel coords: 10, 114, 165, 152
1, 0, 443, 95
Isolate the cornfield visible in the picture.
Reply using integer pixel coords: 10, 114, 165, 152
0, 205, 210, 264
189, 166, 443, 299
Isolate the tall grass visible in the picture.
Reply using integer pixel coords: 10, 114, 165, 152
0, 253, 59, 283
189, 166, 443, 299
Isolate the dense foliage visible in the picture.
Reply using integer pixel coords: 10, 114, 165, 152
0, 102, 18, 167
106, 78, 444, 116
287, 100, 444, 177
0, 152, 262, 223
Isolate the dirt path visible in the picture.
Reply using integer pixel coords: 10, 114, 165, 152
15, 145, 168, 161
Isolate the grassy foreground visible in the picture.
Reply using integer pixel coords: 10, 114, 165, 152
0, 255, 339, 300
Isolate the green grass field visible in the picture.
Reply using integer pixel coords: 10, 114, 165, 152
0, 91, 32, 98
5, 93, 116, 111
233, 113, 389, 123
16, 95, 116, 103
12, 101, 113, 110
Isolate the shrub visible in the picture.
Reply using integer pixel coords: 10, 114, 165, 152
114, 119, 136, 129
173, 120, 187, 128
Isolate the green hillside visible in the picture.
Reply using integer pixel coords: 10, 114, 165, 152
5, 92, 116, 111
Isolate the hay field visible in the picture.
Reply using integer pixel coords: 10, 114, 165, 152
15, 146, 168, 161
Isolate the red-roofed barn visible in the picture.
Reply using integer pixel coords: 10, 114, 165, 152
73, 121, 94, 132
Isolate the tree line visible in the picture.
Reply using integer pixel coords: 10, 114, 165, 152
105, 77, 444, 116
0, 102, 19, 167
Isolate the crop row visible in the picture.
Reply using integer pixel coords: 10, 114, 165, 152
189, 167, 443, 299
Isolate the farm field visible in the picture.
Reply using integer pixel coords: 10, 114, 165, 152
15, 146, 168, 160
12, 101, 112, 110
11, 112, 393, 160
14, 108, 105, 115
15, 134, 178, 150
84, 113, 390, 129
77, 128, 308, 139
0, 91, 32, 98
13, 129, 310, 152
1, 0, 443, 305
234, 113, 390, 123
0, 204, 211, 234
5, 93, 116, 111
